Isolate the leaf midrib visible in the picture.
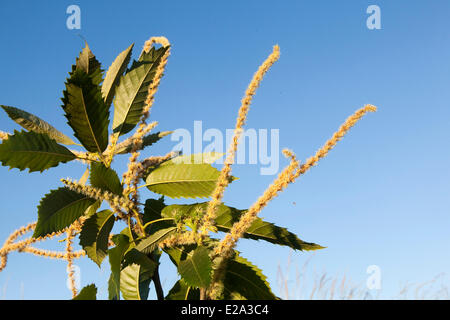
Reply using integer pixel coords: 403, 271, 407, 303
79, 86, 102, 154
38, 196, 92, 233
116, 61, 152, 136
8, 150, 75, 159
146, 179, 217, 185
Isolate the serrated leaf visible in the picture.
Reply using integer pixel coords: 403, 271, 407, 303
143, 197, 166, 224
178, 246, 212, 288
144, 153, 235, 199
165, 279, 200, 300
115, 131, 172, 154
112, 46, 168, 136
62, 69, 109, 153
0, 130, 76, 173
120, 249, 156, 300
0, 105, 76, 145
223, 255, 276, 300
162, 202, 324, 251
74, 43, 103, 86
33, 187, 96, 238
215, 206, 325, 251
72, 284, 97, 300
79, 210, 115, 267
102, 43, 134, 107
135, 223, 177, 254
90, 162, 123, 195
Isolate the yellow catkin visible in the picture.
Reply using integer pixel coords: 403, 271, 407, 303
21, 246, 85, 259
105, 36, 170, 166
215, 104, 377, 258
61, 178, 131, 218
0, 222, 76, 272
70, 150, 100, 164
140, 151, 177, 172
215, 149, 300, 258
65, 226, 77, 298
110, 122, 158, 157
124, 37, 171, 209
201, 45, 281, 235
122, 122, 159, 188
0, 222, 37, 271
0, 131, 10, 140
158, 231, 198, 249
295, 104, 377, 177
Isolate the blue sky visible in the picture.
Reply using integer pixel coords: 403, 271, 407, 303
0, 0, 450, 299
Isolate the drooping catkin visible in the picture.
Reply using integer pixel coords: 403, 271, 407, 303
201, 45, 281, 235
0, 222, 73, 272
0, 222, 38, 271
21, 246, 85, 259
65, 226, 77, 298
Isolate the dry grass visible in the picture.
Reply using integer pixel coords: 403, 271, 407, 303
277, 252, 449, 300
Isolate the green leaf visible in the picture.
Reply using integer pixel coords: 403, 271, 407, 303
0, 105, 76, 145
102, 44, 134, 107
0, 130, 76, 173
143, 197, 166, 224
108, 274, 119, 300
165, 280, 200, 300
144, 153, 235, 199
223, 255, 276, 300
90, 162, 123, 195
215, 206, 325, 251
72, 284, 97, 300
62, 69, 109, 153
114, 131, 172, 154
112, 46, 168, 136
79, 210, 115, 267
135, 223, 177, 254
162, 202, 324, 251
178, 246, 212, 288
120, 249, 156, 300
108, 234, 131, 300
74, 43, 103, 86
33, 187, 96, 238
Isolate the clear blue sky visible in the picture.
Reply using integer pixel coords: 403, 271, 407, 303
0, 0, 449, 299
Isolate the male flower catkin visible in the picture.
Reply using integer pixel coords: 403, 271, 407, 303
201, 44, 281, 235
207, 105, 377, 299
215, 104, 377, 258
123, 37, 171, 206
